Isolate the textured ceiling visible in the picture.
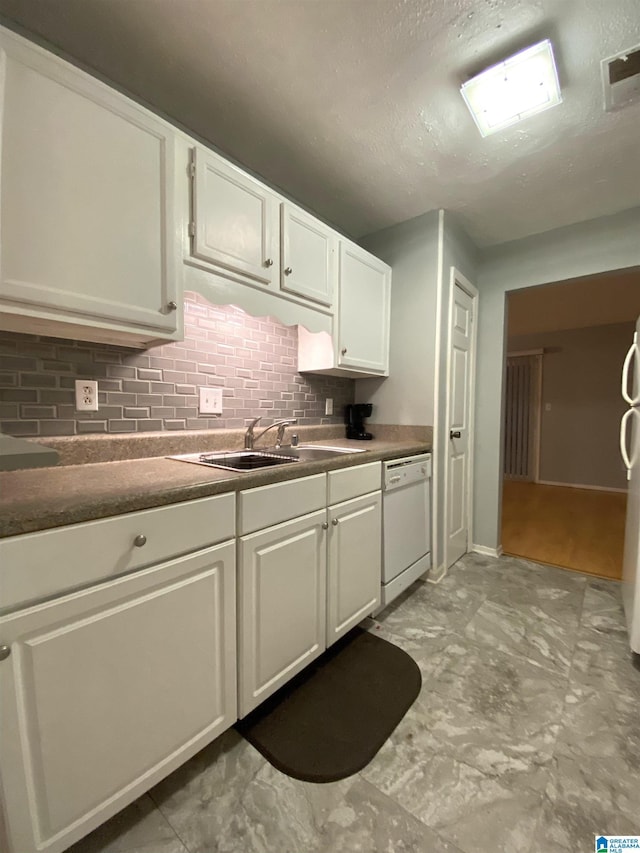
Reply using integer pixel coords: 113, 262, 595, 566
1, 0, 639, 245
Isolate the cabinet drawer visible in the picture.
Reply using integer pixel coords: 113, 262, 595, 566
0, 493, 235, 612
0, 541, 236, 853
327, 462, 381, 505
238, 473, 326, 535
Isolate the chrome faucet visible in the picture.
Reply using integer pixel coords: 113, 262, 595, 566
244, 417, 298, 450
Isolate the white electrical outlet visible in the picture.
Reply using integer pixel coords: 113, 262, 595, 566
75, 379, 99, 412
199, 387, 223, 415
325, 398, 334, 416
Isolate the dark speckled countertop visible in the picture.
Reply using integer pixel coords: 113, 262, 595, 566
0, 425, 432, 538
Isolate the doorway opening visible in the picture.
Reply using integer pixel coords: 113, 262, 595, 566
500, 270, 639, 580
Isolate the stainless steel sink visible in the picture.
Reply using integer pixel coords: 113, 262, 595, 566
167, 450, 299, 471
274, 444, 367, 461
167, 444, 366, 471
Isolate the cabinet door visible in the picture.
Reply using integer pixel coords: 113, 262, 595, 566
0, 541, 236, 853
337, 242, 391, 374
0, 36, 179, 338
191, 147, 278, 286
238, 510, 326, 716
280, 202, 336, 306
327, 491, 381, 645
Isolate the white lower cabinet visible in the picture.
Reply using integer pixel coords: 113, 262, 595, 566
0, 463, 384, 853
327, 491, 382, 646
0, 537, 236, 853
238, 510, 327, 717
237, 464, 382, 717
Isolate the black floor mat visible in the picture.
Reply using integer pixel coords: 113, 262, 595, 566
235, 626, 422, 783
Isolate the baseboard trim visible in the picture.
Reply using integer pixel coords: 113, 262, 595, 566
471, 544, 503, 558
427, 563, 447, 584
535, 480, 627, 494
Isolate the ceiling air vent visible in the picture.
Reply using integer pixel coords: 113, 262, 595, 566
601, 44, 640, 110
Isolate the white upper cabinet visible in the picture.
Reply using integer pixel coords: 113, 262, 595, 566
190, 147, 279, 287
280, 202, 336, 306
337, 242, 391, 374
297, 240, 391, 377
0, 29, 180, 347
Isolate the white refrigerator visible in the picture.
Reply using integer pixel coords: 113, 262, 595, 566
621, 315, 640, 654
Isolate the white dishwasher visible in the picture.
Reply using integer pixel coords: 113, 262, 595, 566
381, 453, 431, 607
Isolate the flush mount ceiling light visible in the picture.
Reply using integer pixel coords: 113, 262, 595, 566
461, 39, 562, 137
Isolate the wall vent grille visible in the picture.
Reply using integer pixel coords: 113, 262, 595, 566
602, 44, 640, 111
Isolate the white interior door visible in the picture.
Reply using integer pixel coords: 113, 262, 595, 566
446, 277, 477, 568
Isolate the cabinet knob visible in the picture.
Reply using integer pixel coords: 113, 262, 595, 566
332, 518, 339, 526
322, 521, 329, 530
0, 645, 10, 661
167, 301, 178, 312
264, 258, 274, 267
284, 266, 293, 276
133, 534, 147, 547
341, 347, 347, 356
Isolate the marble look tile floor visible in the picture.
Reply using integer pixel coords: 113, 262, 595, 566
68, 553, 640, 853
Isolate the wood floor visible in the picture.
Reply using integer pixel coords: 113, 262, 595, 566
501, 480, 628, 580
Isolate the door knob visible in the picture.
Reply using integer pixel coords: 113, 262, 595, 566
284, 266, 293, 275
133, 534, 147, 547
341, 348, 347, 356
332, 518, 339, 526
450, 430, 461, 439
0, 645, 10, 661
322, 521, 329, 530
264, 258, 274, 267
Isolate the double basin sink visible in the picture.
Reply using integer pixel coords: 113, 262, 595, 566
169, 445, 366, 472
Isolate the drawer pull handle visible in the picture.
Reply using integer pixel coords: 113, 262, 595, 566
332, 518, 339, 526
134, 534, 147, 548
0, 645, 10, 661
166, 301, 178, 312
322, 521, 329, 530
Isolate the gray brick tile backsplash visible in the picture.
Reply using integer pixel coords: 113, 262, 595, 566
77, 421, 107, 433
4, 420, 39, 435
0, 293, 354, 437
0, 404, 18, 419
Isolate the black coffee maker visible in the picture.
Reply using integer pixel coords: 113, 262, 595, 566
345, 403, 374, 440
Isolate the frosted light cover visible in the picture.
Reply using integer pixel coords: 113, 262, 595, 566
461, 39, 562, 136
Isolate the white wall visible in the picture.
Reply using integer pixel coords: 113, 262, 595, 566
508, 322, 634, 490
356, 210, 440, 425
357, 209, 478, 571
474, 206, 640, 551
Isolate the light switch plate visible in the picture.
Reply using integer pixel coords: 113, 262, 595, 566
199, 387, 223, 415
325, 398, 334, 416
